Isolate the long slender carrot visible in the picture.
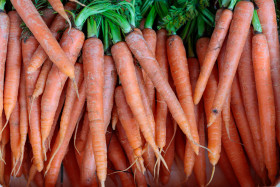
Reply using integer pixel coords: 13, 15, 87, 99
3, 11, 21, 126
10, 0, 75, 78
27, 2, 76, 74
209, 1, 254, 125
194, 8, 233, 104
252, 32, 278, 184
254, 0, 280, 146
126, 30, 199, 154
237, 28, 265, 172
41, 28, 84, 157
196, 38, 221, 166
222, 114, 254, 187
47, 0, 71, 30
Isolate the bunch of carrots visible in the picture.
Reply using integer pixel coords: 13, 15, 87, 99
0, 0, 280, 186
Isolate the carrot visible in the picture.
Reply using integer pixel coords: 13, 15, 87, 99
41, 28, 84, 158
47, 0, 71, 30
222, 113, 254, 187
155, 29, 169, 150
175, 128, 185, 162
10, 0, 75, 78
27, 2, 76, 74
0, 146, 4, 185
82, 37, 107, 186
231, 76, 265, 179
40, 8, 56, 27
126, 30, 199, 154
0, 2, 9, 123
45, 81, 86, 186
237, 28, 265, 172
115, 86, 145, 173
218, 147, 240, 187
106, 129, 135, 187
27, 164, 38, 186
0, 115, 8, 185
160, 114, 176, 185
111, 104, 118, 130
194, 8, 233, 104
209, 1, 254, 125
22, 36, 43, 172
139, 18, 146, 31
80, 133, 98, 187
116, 122, 147, 187
254, 0, 280, 147
196, 38, 221, 167
3, 11, 21, 127
63, 143, 81, 187
252, 31, 278, 184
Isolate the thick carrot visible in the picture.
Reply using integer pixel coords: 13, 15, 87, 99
126, 30, 199, 154
237, 28, 265, 171
103, 55, 117, 130
0, 6, 9, 122
209, 1, 254, 125
114, 86, 145, 173
116, 122, 147, 187
194, 8, 232, 104
22, 36, 43, 172
107, 130, 136, 187
3, 11, 21, 124
45, 81, 86, 186
231, 76, 265, 179
254, 0, 280, 146
80, 134, 98, 187
41, 28, 84, 157
218, 147, 240, 187
252, 33, 278, 184
82, 37, 107, 186
27, 2, 76, 74
10, 0, 75, 78
222, 114, 254, 187
155, 29, 169, 149
196, 38, 221, 166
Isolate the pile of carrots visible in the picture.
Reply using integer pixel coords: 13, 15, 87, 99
0, 0, 280, 186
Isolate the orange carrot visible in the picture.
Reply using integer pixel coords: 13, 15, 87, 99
209, 1, 254, 125
111, 104, 118, 130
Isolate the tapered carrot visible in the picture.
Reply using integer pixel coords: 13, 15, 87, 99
155, 29, 169, 150
222, 114, 254, 187
209, 1, 254, 125
3, 11, 21, 127
115, 86, 145, 173
41, 28, 84, 158
22, 36, 43, 172
237, 28, 265, 171
0, 2, 9, 122
196, 38, 221, 167
103, 56, 117, 130
194, 8, 233, 104
126, 30, 199, 154
10, 0, 75, 78
254, 0, 280, 146
45, 81, 86, 186
252, 32, 278, 184
116, 122, 147, 187
47, 0, 71, 30
231, 76, 265, 179
27, 2, 76, 74
106, 130, 135, 187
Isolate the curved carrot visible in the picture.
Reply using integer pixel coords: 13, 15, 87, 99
209, 1, 254, 125
194, 8, 232, 104
27, 2, 76, 74
252, 33, 278, 184
10, 0, 75, 78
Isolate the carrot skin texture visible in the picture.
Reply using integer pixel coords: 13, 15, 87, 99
237, 29, 265, 170
41, 28, 84, 153
10, 101, 20, 165
209, 1, 254, 124
252, 33, 278, 183
0, 12, 9, 120
10, 0, 75, 78
126, 30, 198, 154
4, 11, 21, 121
254, 0, 280, 147
194, 8, 232, 104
